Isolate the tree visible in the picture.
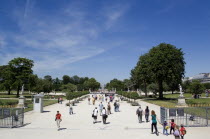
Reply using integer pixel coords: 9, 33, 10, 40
52, 77, 62, 91
28, 74, 38, 93
71, 75, 80, 85
0, 65, 14, 95
131, 54, 151, 96
148, 43, 185, 99
60, 83, 77, 92
62, 75, 71, 84
189, 80, 205, 95
203, 83, 210, 89
8, 57, 34, 97
105, 79, 124, 91
84, 78, 100, 91
44, 75, 52, 82
123, 79, 133, 91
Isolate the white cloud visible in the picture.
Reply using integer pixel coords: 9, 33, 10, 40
0, 1, 130, 76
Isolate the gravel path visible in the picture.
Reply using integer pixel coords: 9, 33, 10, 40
0, 95, 209, 139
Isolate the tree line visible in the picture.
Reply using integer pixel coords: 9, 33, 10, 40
0, 57, 101, 97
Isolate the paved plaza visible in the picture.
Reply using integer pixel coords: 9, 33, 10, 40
0, 96, 209, 139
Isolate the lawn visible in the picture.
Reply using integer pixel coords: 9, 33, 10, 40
0, 99, 58, 112
144, 98, 210, 108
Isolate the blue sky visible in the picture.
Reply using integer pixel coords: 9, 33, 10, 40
0, 0, 210, 84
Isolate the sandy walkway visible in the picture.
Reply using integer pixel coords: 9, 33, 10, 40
0, 96, 209, 139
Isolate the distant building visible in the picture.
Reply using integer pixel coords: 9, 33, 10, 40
184, 73, 210, 83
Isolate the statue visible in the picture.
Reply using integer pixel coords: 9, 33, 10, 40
179, 84, 184, 97
20, 84, 24, 95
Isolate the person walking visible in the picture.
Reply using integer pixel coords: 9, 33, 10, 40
55, 111, 62, 131
151, 110, 159, 136
57, 97, 60, 103
136, 106, 143, 123
116, 101, 120, 112
69, 103, 73, 115
173, 125, 180, 139
114, 101, 117, 112
99, 102, 104, 115
162, 120, 169, 136
92, 107, 98, 124
145, 106, 150, 122
180, 124, 186, 139
170, 119, 176, 134
92, 97, 95, 105
88, 97, 91, 105
59, 97, 63, 104
102, 107, 107, 124
107, 102, 111, 115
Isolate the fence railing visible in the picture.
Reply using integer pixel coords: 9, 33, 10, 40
0, 107, 24, 128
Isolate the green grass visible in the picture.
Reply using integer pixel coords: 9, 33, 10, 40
0, 94, 32, 98
144, 99, 177, 108
24, 100, 58, 112
0, 99, 18, 106
163, 93, 193, 99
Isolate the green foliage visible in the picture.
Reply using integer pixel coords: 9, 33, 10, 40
62, 75, 71, 84
117, 91, 141, 100
203, 83, 210, 89
189, 80, 205, 94
131, 54, 151, 96
52, 78, 62, 91
0, 99, 18, 106
84, 78, 100, 91
106, 79, 124, 91
148, 43, 185, 99
130, 43, 185, 99
8, 57, 34, 97
60, 83, 77, 92
66, 91, 89, 100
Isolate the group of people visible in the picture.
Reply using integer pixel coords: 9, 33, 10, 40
162, 119, 186, 139
135, 106, 187, 138
57, 97, 63, 104
88, 95, 116, 124
55, 95, 187, 139
136, 106, 150, 123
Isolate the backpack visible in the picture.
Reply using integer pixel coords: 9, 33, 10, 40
174, 130, 180, 137
182, 129, 187, 135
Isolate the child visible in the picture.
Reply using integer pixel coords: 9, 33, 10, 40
163, 120, 169, 135
173, 125, 180, 139
170, 119, 176, 134
180, 124, 186, 139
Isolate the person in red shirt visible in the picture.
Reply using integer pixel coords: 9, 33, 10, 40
180, 124, 186, 139
55, 111, 62, 130
170, 119, 176, 134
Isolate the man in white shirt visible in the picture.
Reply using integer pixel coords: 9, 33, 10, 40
102, 107, 107, 124
92, 107, 98, 124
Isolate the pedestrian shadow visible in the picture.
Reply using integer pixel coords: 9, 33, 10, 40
105, 122, 110, 124
58, 128, 67, 131
96, 121, 102, 123
43, 111, 51, 113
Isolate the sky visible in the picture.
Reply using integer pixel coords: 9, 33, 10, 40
0, 0, 210, 84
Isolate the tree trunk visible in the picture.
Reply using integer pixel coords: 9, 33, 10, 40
158, 80, 163, 99
172, 90, 174, 94
8, 87, 11, 95
16, 85, 20, 98
144, 81, 148, 97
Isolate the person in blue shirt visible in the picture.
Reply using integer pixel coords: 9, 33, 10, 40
151, 110, 159, 136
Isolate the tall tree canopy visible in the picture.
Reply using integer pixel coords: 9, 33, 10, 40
8, 57, 34, 97
148, 43, 185, 99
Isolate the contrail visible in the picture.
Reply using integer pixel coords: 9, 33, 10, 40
24, 0, 31, 19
